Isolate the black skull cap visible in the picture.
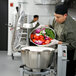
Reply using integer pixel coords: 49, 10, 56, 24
55, 3, 68, 15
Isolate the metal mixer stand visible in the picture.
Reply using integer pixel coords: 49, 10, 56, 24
19, 65, 56, 76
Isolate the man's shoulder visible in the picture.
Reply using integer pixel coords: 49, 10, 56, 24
37, 22, 40, 24
66, 15, 76, 26
67, 15, 76, 23
64, 15, 76, 31
30, 20, 34, 23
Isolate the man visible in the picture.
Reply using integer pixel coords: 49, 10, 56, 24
30, 15, 40, 29
50, 3, 76, 76
29, 15, 40, 46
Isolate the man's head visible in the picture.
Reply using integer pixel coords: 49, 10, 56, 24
33, 15, 39, 22
54, 4, 68, 24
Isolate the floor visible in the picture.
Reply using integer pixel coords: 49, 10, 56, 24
0, 51, 22, 76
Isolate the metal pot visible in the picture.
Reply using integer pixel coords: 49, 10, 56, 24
21, 46, 54, 69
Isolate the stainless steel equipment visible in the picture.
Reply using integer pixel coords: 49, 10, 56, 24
30, 27, 56, 46
21, 46, 55, 69
57, 44, 67, 76
11, 23, 34, 59
20, 44, 67, 76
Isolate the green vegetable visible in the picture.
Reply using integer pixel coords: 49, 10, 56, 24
45, 28, 55, 39
40, 31, 44, 36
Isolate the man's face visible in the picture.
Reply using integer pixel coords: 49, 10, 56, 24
34, 17, 38, 22
54, 13, 67, 24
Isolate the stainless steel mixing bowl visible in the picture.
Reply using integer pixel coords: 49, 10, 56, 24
21, 46, 54, 69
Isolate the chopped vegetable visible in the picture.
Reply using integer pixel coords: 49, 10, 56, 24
45, 40, 50, 44
35, 28, 41, 33
30, 27, 55, 45
45, 28, 55, 39
34, 34, 40, 40
32, 39, 36, 42
30, 34, 34, 39
39, 35, 44, 39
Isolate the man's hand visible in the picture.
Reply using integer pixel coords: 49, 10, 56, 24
50, 39, 62, 46
45, 39, 62, 46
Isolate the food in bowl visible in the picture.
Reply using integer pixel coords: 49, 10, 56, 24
30, 27, 55, 45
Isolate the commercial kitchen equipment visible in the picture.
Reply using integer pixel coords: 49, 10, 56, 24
19, 44, 67, 76
11, 23, 34, 59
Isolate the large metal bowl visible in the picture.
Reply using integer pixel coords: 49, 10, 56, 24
21, 46, 55, 69
30, 27, 56, 46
